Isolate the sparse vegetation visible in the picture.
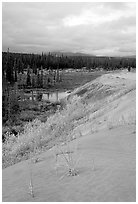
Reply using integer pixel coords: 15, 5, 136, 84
2, 95, 87, 168
3, 75, 127, 168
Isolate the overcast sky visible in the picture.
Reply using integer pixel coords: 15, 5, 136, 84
2, 2, 136, 56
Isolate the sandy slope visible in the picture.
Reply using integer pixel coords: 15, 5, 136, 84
2, 70, 136, 202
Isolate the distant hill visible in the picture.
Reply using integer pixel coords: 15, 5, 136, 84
124, 55, 136, 58
51, 51, 95, 57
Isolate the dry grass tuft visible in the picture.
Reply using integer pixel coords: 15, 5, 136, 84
54, 139, 80, 179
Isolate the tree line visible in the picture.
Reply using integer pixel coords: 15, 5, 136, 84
2, 51, 136, 84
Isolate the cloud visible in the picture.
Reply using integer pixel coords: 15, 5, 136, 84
62, 2, 136, 27
62, 10, 118, 27
2, 2, 136, 56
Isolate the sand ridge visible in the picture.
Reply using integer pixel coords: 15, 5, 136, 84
2, 70, 136, 202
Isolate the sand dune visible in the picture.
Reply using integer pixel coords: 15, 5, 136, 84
2, 70, 136, 202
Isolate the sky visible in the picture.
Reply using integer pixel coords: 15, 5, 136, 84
2, 2, 136, 56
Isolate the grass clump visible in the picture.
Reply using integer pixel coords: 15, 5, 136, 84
53, 138, 80, 179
